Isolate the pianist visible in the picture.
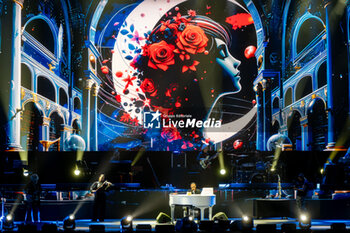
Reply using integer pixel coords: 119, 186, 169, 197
188, 182, 201, 195
183, 182, 201, 218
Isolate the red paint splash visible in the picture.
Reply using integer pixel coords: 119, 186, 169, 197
225, 13, 254, 30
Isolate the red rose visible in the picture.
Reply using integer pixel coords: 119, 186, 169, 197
147, 41, 175, 71
140, 78, 156, 93
161, 127, 182, 142
176, 25, 209, 54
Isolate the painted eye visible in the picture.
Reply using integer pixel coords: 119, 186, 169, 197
218, 44, 228, 59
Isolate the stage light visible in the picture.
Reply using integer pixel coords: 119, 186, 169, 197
220, 168, 226, 175
241, 215, 253, 231
6, 215, 12, 221
121, 215, 133, 232
188, 215, 194, 221
74, 168, 81, 176
320, 168, 324, 174
63, 214, 76, 230
242, 215, 249, 222
298, 213, 311, 229
23, 169, 29, 177
2, 214, 14, 230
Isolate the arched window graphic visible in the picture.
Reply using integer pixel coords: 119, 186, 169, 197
59, 88, 68, 108
72, 119, 81, 135
284, 88, 293, 107
37, 76, 55, 102
74, 97, 81, 114
21, 64, 32, 90
308, 98, 327, 151
296, 18, 324, 54
287, 110, 302, 150
271, 120, 280, 135
25, 18, 55, 54
317, 62, 327, 88
295, 76, 312, 101
272, 97, 279, 114
49, 112, 63, 151
20, 102, 43, 151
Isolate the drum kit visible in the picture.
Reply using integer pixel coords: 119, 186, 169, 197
228, 154, 278, 183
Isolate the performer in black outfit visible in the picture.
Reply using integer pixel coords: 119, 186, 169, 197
294, 173, 313, 213
183, 182, 201, 218
188, 182, 201, 194
25, 173, 41, 223
90, 174, 112, 222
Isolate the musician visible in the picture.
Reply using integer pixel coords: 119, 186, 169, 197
25, 174, 41, 223
188, 182, 201, 195
294, 173, 313, 213
90, 174, 112, 222
183, 182, 201, 218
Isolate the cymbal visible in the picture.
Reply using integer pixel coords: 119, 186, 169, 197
241, 163, 255, 168
236, 154, 248, 158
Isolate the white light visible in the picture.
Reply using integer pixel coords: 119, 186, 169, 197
6, 215, 12, 221
69, 215, 75, 220
126, 215, 133, 222
188, 216, 194, 221
74, 169, 81, 176
300, 214, 308, 222
270, 168, 276, 172
220, 169, 226, 175
23, 170, 29, 177
242, 215, 249, 222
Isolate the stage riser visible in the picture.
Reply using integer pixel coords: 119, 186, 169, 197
249, 199, 350, 219
4, 191, 350, 221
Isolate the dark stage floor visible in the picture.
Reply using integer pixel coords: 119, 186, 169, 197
5, 218, 350, 232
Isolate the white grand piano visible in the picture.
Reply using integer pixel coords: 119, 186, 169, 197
169, 189, 216, 221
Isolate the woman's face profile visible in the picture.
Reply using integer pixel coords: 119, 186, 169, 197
214, 38, 241, 93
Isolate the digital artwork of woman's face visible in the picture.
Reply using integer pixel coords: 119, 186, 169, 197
214, 38, 241, 94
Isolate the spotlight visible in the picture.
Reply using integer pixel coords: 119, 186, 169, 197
74, 168, 81, 176
63, 214, 76, 230
271, 168, 276, 172
242, 215, 249, 222
2, 214, 14, 230
23, 169, 29, 177
241, 215, 253, 232
320, 168, 324, 174
220, 168, 226, 175
121, 215, 133, 232
188, 215, 194, 221
298, 213, 311, 229
6, 215, 12, 221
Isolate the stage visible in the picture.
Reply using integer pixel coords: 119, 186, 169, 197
6, 218, 350, 232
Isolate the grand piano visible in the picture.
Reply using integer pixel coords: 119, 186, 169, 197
169, 193, 216, 221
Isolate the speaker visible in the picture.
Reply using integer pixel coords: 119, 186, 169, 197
199, 220, 214, 232
89, 224, 105, 232
155, 224, 175, 232
281, 223, 296, 233
156, 212, 171, 223
213, 220, 230, 232
212, 212, 228, 221
136, 224, 152, 232
256, 224, 276, 233
331, 223, 346, 232
18, 224, 38, 232
41, 223, 58, 232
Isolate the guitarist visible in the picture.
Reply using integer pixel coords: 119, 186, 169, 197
90, 174, 112, 222
25, 174, 41, 223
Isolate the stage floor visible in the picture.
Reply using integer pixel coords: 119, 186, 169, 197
11, 218, 350, 232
